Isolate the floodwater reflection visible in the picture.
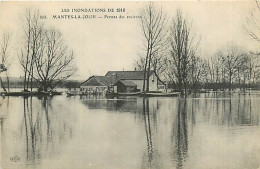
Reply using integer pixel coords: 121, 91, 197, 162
171, 99, 188, 169
22, 97, 72, 165
0, 96, 73, 168
0, 92, 260, 169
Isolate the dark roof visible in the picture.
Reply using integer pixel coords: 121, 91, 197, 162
81, 70, 163, 87
116, 80, 137, 87
105, 71, 154, 81
81, 76, 116, 86
95, 76, 116, 85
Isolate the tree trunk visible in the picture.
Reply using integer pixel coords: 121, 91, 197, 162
143, 63, 147, 93
0, 76, 7, 92
143, 50, 149, 93
146, 55, 151, 92
6, 71, 10, 92
229, 70, 232, 91
30, 69, 33, 91
43, 85, 48, 92
24, 72, 27, 91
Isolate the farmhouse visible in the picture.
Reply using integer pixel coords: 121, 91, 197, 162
79, 70, 166, 94
105, 70, 165, 92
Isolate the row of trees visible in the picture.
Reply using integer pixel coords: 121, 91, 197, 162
204, 47, 259, 90
136, 2, 260, 93
166, 44, 260, 91
19, 10, 76, 92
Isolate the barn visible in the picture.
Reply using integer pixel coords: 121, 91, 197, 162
114, 80, 138, 93
105, 70, 166, 93
78, 70, 166, 95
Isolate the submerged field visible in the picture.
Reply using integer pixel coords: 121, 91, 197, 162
0, 92, 260, 169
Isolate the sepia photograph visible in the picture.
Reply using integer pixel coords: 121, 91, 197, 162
0, 1, 260, 169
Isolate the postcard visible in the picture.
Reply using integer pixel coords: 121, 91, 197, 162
0, 1, 260, 169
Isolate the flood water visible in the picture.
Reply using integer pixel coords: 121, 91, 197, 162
0, 92, 260, 169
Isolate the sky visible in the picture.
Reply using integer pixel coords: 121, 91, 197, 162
0, 1, 259, 80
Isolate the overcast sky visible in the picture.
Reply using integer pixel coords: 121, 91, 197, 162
0, 1, 259, 80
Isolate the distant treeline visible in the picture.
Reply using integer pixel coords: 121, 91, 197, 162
0, 77, 82, 89
167, 81, 260, 92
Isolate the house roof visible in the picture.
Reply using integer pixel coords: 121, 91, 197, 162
81, 76, 116, 86
116, 80, 137, 87
95, 76, 116, 85
81, 70, 164, 87
105, 71, 154, 81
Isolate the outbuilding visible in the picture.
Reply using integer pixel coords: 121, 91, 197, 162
114, 80, 138, 93
80, 76, 115, 94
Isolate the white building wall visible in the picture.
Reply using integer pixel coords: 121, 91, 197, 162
131, 80, 144, 91
131, 73, 158, 92
150, 73, 158, 91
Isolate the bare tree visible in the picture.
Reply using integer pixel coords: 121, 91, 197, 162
162, 59, 176, 86
243, 1, 260, 88
29, 11, 44, 91
134, 54, 146, 71
169, 9, 200, 92
222, 45, 245, 90
0, 32, 11, 92
211, 52, 223, 85
189, 56, 207, 91
241, 52, 260, 88
245, 1, 260, 47
34, 28, 76, 92
134, 50, 168, 79
19, 9, 43, 91
140, 2, 168, 92
19, 9, 76, 93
